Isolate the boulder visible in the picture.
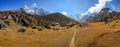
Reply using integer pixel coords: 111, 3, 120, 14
38, 27, 42, 31
0, 20, 7, 29
39, 28, 42, 31
6, 15, 13, 20
20, 19, 30, 27
44, 25, 51, 29
4, 21, 11, 25
12, 15, 19, 23
32, 26, 37, 29
0, 23, 7, 29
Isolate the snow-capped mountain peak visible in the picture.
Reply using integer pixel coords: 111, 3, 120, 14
23, 5, 35, 14
20, 3, 49, 15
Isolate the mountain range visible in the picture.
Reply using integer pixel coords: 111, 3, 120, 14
18, 3, 120, 23
19, 3, 50, 16
80, 8, 120, 23
0, 5, 120, 27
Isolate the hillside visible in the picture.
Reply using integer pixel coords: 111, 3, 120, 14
39, 13, 78, 26
75, 20, 120, 47
0, 11, 78, 28
85, 8, 120, 22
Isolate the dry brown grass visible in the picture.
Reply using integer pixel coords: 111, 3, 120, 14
0, 29, 74, 47
89, 31, 120, 47
0, 20, 75, 47
0, 20, 120, 47
75, 21, 120, 47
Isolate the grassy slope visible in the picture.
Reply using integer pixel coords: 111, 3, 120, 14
75, 21, 120, 47
0, 20, 120, 47
0, 20, 74, 47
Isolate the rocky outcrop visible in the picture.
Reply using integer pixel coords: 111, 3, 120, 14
20, 19, 30, 27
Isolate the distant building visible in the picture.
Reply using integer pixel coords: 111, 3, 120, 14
51, 23, 60, 26
50, 23, 67, 30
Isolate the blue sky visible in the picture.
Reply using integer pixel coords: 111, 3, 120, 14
0, 0, 120, 15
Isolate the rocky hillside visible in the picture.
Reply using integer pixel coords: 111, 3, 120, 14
0, 11, 78, 29
86, 8, 120, 22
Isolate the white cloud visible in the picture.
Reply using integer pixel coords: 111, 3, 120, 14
82, 0, 112, 16
62, 12, 68, 15
89, 0, 112, 13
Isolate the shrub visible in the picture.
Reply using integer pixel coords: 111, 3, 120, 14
44, 25, 51, 29
18, 28, 26, 33
32, 26, 37, 29
39, 28, 42, 31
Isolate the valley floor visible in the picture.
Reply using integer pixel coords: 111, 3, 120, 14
0, 21, 120, 47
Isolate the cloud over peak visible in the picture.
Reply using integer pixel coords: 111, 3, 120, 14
88, 0, 112, 13
82, 0, 112, 15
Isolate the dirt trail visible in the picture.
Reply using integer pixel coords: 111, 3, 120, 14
69, 28, 77, 47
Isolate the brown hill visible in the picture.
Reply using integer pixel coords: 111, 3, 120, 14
0, 11, 78, 28
39, 13, 78, 26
